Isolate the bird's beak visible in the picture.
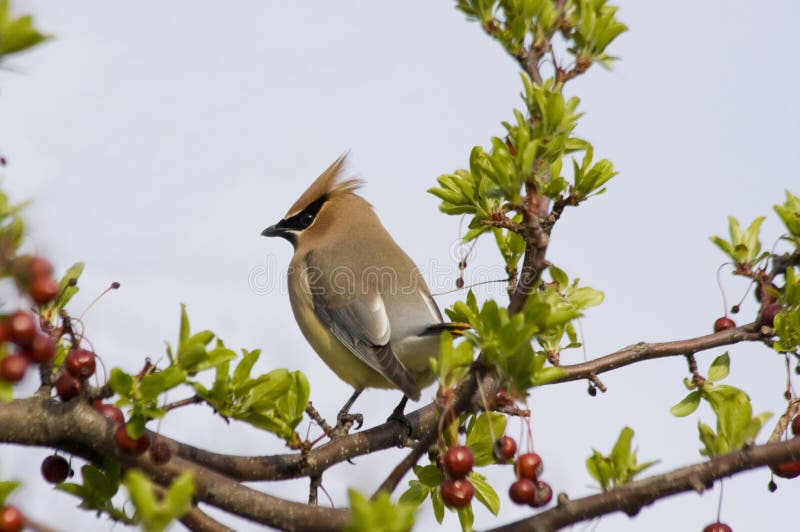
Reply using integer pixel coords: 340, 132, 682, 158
261, 223, 283, 238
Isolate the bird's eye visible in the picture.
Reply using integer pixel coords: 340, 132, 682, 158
300, 213, 315, 227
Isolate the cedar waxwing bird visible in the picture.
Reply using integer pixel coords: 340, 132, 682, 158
262, 154, 464, 426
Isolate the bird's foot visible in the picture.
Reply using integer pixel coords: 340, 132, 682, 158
328, 411, 363, 439
387, 396, 413, 438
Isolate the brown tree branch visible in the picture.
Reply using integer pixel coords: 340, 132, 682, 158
0, 397, 348, 531
178, 506, 235, 532
171, 401, 440, 482
487, 436, 800, 532
551, 323, 764, 384
66, 323, 759, 493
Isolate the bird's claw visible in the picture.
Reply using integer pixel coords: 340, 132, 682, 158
329, 411, 363, 439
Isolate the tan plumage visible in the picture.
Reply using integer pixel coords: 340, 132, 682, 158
262, 155, 449, 403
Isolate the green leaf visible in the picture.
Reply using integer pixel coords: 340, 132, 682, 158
774, 190, 800, 242
438, 333, 474, 387
710, 216, 765, 265
0, 1, 50, 56
398, 481, 428, 508
139, 367, 186, 400
469, 471, 499, 516
670, 390, 701, 417
610, 427, 634, 478
707, 352, 730, 382
456, 503, 474, 532
585, 426, 656, 490
124, 470, 194, 532
346, 490, 416, 532
108, 368, 135, 396
57, 460, 133, 524
178, 304, 191, 345
233, 349, 260, 386
414, 464, 445, 488
0, 480, 20, 506
465, 412, 507, 466
698, 421, 722, 457
162, 473, 195, 523
0, 379, 13, 402
40, 262, 84, 322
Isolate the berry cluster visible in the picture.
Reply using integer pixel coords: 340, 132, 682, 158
509, 451, 552, 508
440, 445, 475, 507
0, 310, 55, 383
53, 348, 97, 401
438, 433, 554, 512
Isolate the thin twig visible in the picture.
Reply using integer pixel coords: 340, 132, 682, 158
305, 402, 335, 435
162, 395, 202, 413
553, 324, 763, 384
309, 475, 322, 505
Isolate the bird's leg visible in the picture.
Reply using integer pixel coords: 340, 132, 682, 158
386, 395, 412, 437
332, 388, 364, 437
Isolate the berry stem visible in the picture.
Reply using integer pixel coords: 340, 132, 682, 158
715, 263, 731, 317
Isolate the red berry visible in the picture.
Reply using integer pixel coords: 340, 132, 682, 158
149, 439, 172, 465
771, 460, 800, 479
30, 334, 55, 364
0, 355, 28, 382
55, 372, 82, 401
92, 401, 125, 425
515, 452, 543, 481
65, 349, 96, 379
509, 478, 536, 505
760, 303, 782, 327
713, 317, 736, 332
7, 311, 36, 346
530, 480, 552, 508
114, 426, 150, 455
703, 522, 733, 532
41, 455, 70, 484
791, 415, 800, 437
440, 479, 474, 507
443, 445, 474, 479
0, 505, 24, 532
29, 275, 59, 305
495, 436, 517, 462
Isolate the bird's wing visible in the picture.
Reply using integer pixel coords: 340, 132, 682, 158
313, 290, 421, 400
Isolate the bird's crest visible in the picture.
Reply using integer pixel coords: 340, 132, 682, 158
285, 153, 364, 218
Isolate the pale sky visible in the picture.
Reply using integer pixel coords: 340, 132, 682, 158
1, 1, 799, 531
